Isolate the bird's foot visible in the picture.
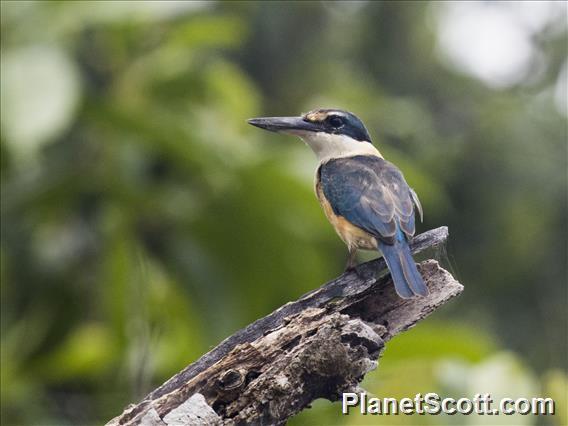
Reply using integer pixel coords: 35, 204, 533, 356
344, 265, 356, 273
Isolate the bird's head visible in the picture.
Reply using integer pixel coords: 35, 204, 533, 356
248, 109, 379, 162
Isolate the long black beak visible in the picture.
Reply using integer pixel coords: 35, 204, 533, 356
247, 116, 319, 134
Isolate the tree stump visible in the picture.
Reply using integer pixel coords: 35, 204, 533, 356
107, 227, 462, 425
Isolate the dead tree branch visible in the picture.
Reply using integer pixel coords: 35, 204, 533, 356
107, 226, 462, 425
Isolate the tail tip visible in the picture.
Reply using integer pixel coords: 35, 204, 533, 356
394, 285, 429, 299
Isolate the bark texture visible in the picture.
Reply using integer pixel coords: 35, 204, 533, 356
107, 226, 462, 426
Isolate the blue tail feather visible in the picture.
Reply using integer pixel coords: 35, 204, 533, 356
378, 229, 428, 298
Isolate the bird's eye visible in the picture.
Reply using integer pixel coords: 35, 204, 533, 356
328, 115, 344, 128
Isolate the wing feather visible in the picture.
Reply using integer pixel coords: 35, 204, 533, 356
320, 156, 419, 242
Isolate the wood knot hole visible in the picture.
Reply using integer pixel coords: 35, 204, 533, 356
218, 369, 244, 390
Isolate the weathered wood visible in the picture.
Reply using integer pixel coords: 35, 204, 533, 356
107, 226, 462, 425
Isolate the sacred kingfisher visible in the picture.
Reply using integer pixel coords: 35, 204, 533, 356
248, 109, 427, 299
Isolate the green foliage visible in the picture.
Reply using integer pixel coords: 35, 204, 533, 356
1, 2, 566, 425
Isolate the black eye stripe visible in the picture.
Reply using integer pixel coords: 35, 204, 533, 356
328, 115, 344, 128
303, 109, 372, 142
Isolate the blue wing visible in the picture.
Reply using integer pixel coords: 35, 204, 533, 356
319, 155, 419, 243
319, 155, 427, 298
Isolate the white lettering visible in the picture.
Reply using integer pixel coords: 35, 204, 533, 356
400, 398, 414, 414
424, 392, 441, 414
368, 397, 381, 414
456, 397, 474, 414
342, 392, 358, 414
442, 397, 456, 415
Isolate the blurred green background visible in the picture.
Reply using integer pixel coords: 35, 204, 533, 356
1, 1, 566, 425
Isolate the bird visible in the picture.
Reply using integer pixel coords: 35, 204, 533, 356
247, 108, 428, 299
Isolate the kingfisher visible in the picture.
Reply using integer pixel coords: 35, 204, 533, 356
248, 108, 428, 299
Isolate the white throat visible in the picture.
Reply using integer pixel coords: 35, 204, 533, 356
295, 132, 382, 163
